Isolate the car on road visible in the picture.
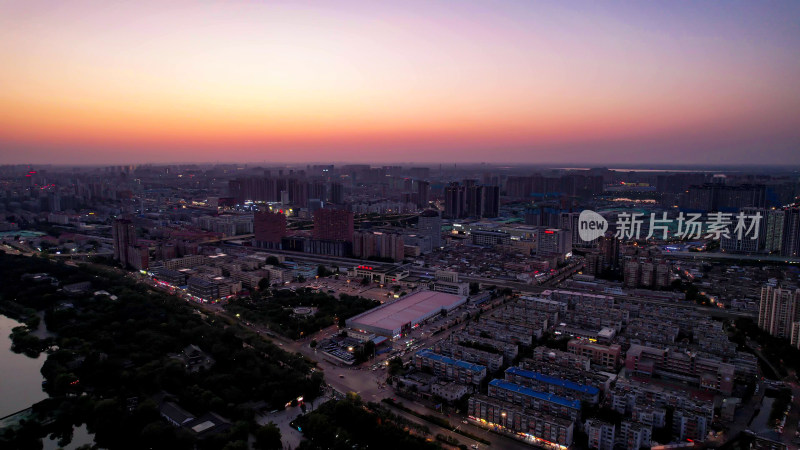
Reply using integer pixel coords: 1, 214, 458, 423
339, 374, 344, 378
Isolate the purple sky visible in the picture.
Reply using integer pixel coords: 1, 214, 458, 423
1, 0, 798, 165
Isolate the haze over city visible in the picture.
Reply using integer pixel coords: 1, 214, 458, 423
2, 0, 800, 165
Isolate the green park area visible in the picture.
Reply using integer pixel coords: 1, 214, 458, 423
224, 288, 379, 339
0, 252, 321, 449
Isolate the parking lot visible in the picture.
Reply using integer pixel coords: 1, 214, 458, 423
282, 275, 421, 304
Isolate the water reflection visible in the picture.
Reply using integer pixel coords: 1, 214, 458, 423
0, 314, 47, 418
0, 315, 95, 449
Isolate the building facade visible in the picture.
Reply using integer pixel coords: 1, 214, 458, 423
758, 285, 800, 341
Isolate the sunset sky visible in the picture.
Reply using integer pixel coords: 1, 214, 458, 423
1, 0, 799, 165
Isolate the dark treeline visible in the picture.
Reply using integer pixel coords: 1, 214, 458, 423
0, 252, 321, 449
294, 395, 442, 450
225, 288, 379, 339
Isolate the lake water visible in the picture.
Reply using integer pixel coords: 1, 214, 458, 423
0, 314, 95, 449
0, 314, 48, 418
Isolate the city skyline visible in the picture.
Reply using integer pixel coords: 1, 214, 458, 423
2, 0, 800, 165
2, 152, 800, 449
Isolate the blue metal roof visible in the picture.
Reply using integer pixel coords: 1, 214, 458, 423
416, 350, 486, 373
505, 367, 599, 396
489, 379, 582, 410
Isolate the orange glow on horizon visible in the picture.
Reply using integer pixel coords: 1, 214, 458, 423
1, 0, 799, 164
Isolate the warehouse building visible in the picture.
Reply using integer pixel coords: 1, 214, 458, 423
346, 290, 466, 339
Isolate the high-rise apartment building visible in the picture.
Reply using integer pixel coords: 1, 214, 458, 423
287, 178, 309, 207
622, 259, 671, 289
764, 208, 785, 254
758, 285, 800, 340
720, 207, 787, 254
624, 260, 640, 288
465, 180, 481, 217
112, 218, 136, 265
308, 180, 326, 201
537, 228, 571, 258
418, 209, 442, 250
446, 181, 498, 219
782, 207, 800, 257
683, 183, 768, 212
126, 245, 149, 270
599, 233, 620, 269
482, 185, 500, 218
444, 182, 466, 219
328, 182, 344, 204
416, 180, 430, 209
313, 208, 354, 242
254, 211, 287, 249
352, 231, 405, 261
560, 212, 595, 249
791, 322, 800, 350
378, 232, 405, 262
